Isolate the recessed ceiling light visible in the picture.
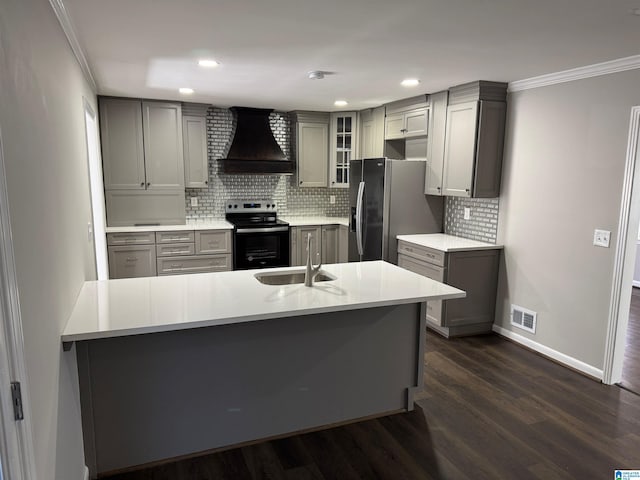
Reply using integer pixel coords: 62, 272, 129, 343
401, 78, 421, 87
198, 59, 220, 68
308, 71, 325, 80
334, 100, 348, 107
179, 87, 194, 95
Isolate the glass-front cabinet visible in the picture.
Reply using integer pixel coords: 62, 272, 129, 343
329, 112, 358, 188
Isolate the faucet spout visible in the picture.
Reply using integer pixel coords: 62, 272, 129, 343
304, 233, 322, 287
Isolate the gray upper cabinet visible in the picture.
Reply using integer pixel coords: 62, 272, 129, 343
291, 112, 330, 188
182, 115, 209, 188
358, 106, 385, 159
440, 81, 507, 198
100, 98, 185, 191
142, 101, 185, 190
384, 97, 429, 140
100, 98, 146, 190
424, 91, 449, 195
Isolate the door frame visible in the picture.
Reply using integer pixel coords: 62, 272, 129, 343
0, 128, 37, 479
603, 106, 640, 384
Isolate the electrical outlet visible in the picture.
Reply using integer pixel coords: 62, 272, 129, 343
330, 195, 336, 205
464, 207, 471, 220
593, 229, 611, 248
190, 197, 199, 207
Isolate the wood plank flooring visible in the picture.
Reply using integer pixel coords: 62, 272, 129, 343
103, 332, 640, 480
621, 287, 640, 394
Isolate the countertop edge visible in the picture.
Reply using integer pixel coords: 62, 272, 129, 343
61, 290, 465, 343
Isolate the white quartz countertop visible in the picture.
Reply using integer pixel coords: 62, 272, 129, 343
62, 261, 464, 343
397, 233, 503, 252
105, 220, 234, 233
282, 216, 349, 227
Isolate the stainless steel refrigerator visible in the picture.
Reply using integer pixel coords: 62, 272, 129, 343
349, 158, 444, 263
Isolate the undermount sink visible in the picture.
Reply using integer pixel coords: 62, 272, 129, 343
254, 269, 336, 285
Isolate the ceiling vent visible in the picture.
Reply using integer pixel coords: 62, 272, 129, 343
510, 304, 537, 334
218, 107, 294, 175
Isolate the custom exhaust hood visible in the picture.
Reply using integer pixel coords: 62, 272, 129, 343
218, 107, 294, 174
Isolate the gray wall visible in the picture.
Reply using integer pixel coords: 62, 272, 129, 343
0, 0, 97, 478
496, 69, 640, 370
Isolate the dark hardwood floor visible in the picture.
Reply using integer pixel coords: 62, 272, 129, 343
621, 287, 640, 394
104, 332, 640, 480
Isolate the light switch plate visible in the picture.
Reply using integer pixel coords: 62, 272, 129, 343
593, 229, 611, 248
464, 207, 471, 220
330, 195, 336, 205
190, 197, 198, 207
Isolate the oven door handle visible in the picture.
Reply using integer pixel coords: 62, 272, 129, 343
236, 226, 290, 234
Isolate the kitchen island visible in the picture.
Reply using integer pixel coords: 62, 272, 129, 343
63, 261, 464, 477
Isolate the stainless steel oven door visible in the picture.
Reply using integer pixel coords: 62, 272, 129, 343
233, 226, 290, 270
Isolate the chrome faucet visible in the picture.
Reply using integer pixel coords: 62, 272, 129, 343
304, 233, 322, 287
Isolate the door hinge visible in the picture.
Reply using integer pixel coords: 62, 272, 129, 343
10, 381, 24, 421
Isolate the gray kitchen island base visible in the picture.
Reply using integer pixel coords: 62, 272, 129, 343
76, 302, 426, 477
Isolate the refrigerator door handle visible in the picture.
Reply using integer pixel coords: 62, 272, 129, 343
355, 181, 365, 256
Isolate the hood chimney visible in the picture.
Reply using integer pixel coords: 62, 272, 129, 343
218, 107, 294, 174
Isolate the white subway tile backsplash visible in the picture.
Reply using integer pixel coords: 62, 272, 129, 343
444, 197, 499, 243
185, 107, 349, 220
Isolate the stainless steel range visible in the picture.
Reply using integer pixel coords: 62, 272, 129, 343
225, 199, 290, 270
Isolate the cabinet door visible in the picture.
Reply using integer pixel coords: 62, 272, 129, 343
108, 245, 156, 279
425, 91, 448, 195
100, 98, 146, 190
473, 101, 507, 198
404, 108, 428, 137
290, 228, 298, 266
338, 224, 349, 263
442, 101, 478, 197
329, 112, 357, 188
183, 115, 209, 188
142, 101, 185, 190
195, 230, 231, 254
297, 122, 328, 187
397, 253, 444, 325
321, 225, 339, 264
384, 113, 404, 140
296, 226, 321, 266
361, 118, 374, 159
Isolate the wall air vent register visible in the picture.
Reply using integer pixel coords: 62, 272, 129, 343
510, 304, 537, 334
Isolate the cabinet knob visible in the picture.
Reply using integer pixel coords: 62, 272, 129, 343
147, 182, 151, 187
465, 188, 470, 193
437, 186, 441, 191
299, 181, 303, 185
140, 182, 144, 187
204, 180, 208, 185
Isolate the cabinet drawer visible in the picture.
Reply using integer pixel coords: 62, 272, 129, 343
155, 231, 195, 244
108, 245, 157, 279
397, 254, 444, 281
107, 232, 155, 246
397, 240, 445, 266
156, 243, 195, 257
157, 254, 232, 275
195, 230, 231, 254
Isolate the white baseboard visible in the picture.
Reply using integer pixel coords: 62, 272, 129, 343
83, 465, 90, 480
492, 324, 604, 380
632, 280, 640, 288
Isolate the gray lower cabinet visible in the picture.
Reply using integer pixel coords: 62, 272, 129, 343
290, 224, 347, 266
107, 229, 232, 278
108, 245, 157, 279
397, 240, 500, 337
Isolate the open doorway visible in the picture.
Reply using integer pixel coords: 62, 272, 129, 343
621, 238, 640, 393
83, 99, 108, 280
604, 106, 640, 385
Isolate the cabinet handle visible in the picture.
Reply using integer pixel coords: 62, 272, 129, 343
170, 263, 182, 268
125, 257, 138, 262
465, 188, 470, 193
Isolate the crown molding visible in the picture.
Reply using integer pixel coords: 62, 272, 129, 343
508, 54, 640, 93
48, 0, 97, 92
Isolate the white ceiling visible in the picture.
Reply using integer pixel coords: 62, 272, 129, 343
62, 0, 640, 111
